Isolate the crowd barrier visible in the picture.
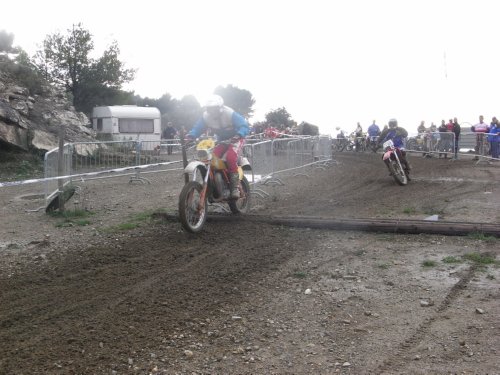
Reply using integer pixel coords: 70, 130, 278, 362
36, 135, 332, 207
405, 131, 495, 162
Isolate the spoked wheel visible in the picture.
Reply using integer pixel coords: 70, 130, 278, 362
178, 181, 207, 233
388, 160, 408, 186
229, 176, 251, 214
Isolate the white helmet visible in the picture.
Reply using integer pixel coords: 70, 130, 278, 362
204, 94, 224, 108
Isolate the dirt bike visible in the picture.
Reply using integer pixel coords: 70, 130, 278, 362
382, 139, 409, 186
178, 138, 251, 233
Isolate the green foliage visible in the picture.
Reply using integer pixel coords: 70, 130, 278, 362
462, 252, 497, 265
0, 29, 14, 52
50, 209, 94, 227
33, 23, 135, 114
214, 84, 255, 118
0, 50, 46, 95
291, 270, 307, 278
467, 232, 496, 242
298, 121, 319, 136
403, 206, 416, 214
422, 260, 437, 267
442, 256, 462, 264
265, 107, 295, 128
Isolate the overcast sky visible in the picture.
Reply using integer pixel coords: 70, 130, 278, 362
3, 0, 500, 134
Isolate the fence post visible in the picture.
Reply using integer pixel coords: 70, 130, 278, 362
180, 128, 189, 184
57, 126, 65, 213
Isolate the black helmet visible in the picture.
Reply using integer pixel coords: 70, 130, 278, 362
388, 118, 398, 128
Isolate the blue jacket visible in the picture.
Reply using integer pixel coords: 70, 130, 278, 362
380, 127, 407, 148
368, 124, 380, 137
488, 124, 500, 142
189, 106, 249, 141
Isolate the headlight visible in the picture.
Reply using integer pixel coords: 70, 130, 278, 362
196, 149, 212, 160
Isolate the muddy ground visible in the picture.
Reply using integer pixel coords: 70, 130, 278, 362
0, 151, 499, 374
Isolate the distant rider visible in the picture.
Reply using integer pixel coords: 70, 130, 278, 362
378, 118, 411, 179
186, 94, 250, 198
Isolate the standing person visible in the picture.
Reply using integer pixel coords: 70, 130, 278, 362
367, 120, 381, 151
162, 122, 178, 155
487, 117, 500, 160
437, 120, 448, 158
452, 117, 461, 159
471, 115, 489, 159
417, 121, 428, 156
417, 121, 426, 133
354, 122, 363, 151
186, 94, 250, 198
378, 118, 411, 178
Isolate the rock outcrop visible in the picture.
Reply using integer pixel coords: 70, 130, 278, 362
0, 57, 96, 152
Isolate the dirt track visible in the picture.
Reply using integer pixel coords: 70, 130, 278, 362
0, 152, 499, 374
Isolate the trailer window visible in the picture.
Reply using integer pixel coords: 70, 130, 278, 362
118, 118, 154, 133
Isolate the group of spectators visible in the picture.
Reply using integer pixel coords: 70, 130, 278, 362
416, 119, 461, 159
417, 116, 499, 160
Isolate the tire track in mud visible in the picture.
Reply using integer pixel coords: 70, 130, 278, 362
375, 264, 477, 374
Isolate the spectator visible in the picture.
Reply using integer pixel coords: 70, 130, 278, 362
437, 120, 448, 158
488, 117, 499, 160
417, 120, 426, 134
367, 120, 381, 151
452, 117, 461, 159
162, 122, 178, 155
471, 115, 489, 159
354, 122, 363, 152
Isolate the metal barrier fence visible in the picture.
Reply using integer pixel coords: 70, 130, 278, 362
40, 135, 332, 207
405, 131, 495, 162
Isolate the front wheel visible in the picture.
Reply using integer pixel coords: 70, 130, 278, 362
388, 160, 408, 186
229, 176, 251, 214
179, 181, 207, 233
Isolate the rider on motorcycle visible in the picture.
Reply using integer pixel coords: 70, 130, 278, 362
378, 118, 411, 179
186, 94, 250, 198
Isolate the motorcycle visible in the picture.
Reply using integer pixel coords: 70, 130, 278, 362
382, 139, 409, 186
178, 138, 252, 233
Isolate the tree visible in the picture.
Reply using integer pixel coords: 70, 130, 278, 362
168, 95, 201, 132
0, 30, 14, 52
33, 23, 135, 114
265, 107, 296, 129
214, 84, 255, 118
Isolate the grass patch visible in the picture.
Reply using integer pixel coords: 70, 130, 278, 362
291, 271, 307, 279
105, 209, 164, 232
467, 232, 497, 242
442, 256, 463, 264
422, 260, 437, 268
50, 209, 94, 228
115, 222, 140, 231
462, 252, 497, 265
423, 208, 445, 216
377, 263, 390, 270
403, 207, 416, 214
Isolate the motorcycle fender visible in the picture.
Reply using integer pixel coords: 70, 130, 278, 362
383, 151, 392, 160
184, 161, 206, 174
239, 157, 252, 171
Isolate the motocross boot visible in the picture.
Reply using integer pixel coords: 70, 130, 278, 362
229, 172, 240, 199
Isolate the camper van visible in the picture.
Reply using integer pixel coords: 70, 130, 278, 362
91, 105, 161, 144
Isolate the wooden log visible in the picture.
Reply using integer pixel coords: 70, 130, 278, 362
162, 213, 500, 237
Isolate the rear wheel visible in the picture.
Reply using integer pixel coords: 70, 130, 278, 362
229, 176, 251, 214
388, 160, 408, 186
179, 181, 207, 233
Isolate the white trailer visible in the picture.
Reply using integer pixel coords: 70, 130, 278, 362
91, 105, 161, 144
